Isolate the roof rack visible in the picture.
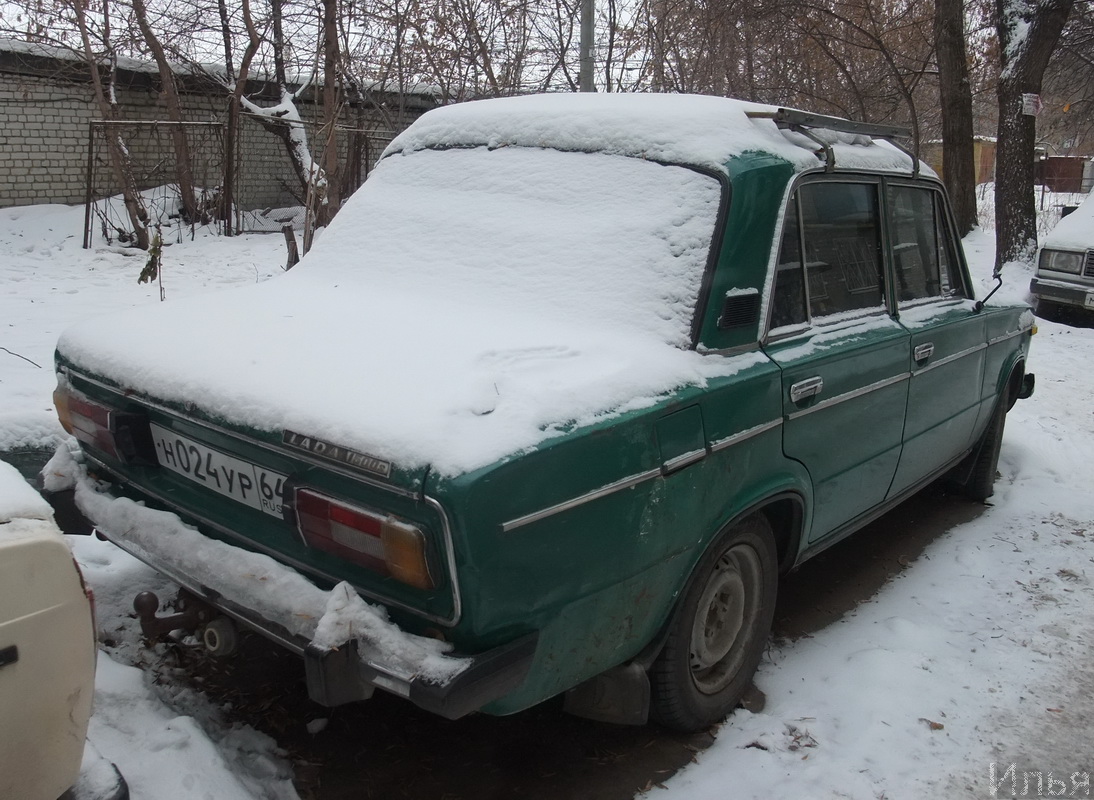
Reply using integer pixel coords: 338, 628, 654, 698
746, 108, 918, 177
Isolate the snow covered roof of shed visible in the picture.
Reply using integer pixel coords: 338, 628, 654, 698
383, 93, 923, 177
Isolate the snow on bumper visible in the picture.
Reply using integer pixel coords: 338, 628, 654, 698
70, 468, 536, 719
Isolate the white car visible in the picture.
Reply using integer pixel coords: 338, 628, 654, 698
0, 459, 100, 799
1030, 192, 1094, 315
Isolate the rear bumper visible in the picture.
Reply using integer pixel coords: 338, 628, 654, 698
303, 633, 538, 720
80, 485, 536, 721
1030, 276, 1093, 308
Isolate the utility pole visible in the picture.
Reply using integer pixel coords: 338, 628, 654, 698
579, 0, 595, 92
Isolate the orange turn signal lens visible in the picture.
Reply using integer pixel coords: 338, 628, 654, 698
54, 385, 74, 434
381, 519, 434, 591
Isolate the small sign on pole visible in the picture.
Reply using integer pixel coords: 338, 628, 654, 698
1021, 93, 1043, 116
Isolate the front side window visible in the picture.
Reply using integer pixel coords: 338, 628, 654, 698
771, 181, 885, 327
888, 185, 967, 303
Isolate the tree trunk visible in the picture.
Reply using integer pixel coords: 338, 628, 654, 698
222, 97, 238, 236
994, 0, 1075, 269
71, 0, 149, 249
315, 0, 342, 229
935, 0, 978, 236
217, 0, 262, 236
132, 0, 199, 224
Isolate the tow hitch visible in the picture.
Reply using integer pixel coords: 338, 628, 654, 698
133, 589, 239, 656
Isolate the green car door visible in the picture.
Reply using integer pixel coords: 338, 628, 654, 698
763, 178, 910, 542
887, 183, 987, 496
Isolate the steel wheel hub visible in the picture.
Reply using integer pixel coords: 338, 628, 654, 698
689, 544, 762, 694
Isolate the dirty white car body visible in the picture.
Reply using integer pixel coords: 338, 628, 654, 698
1030, 193, 1094, 314
0, 460, 96, 800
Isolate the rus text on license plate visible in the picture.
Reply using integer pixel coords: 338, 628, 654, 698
1085, 292, 1094, 308
149, 424, 287, 518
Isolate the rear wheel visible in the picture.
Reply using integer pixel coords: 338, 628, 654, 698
650, 515, 777, 732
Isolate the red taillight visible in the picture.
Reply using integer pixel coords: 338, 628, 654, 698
54, 384, 154, 464
294, 489, 435, 591
54, 386, 122, 461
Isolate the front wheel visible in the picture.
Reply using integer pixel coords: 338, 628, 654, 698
650, 515, 778, 732
961, 398, 1007, 502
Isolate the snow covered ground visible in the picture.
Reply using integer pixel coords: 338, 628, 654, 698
2, 195, 1092, 799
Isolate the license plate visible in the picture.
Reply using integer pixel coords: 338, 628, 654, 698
150, 424, 287, 518
1085, 292, 1094, 308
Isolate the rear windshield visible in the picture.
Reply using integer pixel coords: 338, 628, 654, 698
306, 146, 723, 347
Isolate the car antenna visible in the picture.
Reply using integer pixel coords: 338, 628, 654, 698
974, 269, 1004, 312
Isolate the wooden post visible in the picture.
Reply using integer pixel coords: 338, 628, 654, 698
282, 224, 300, 270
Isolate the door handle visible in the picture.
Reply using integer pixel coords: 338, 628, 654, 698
913, 342, 935, 362
790, 376, 824, 403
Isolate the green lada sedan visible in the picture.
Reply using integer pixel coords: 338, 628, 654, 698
52, 93, 1035, 732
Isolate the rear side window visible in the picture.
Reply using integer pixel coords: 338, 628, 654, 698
772, 182, 885, 326
888, 185, 966, 303
771, 198, 807, 329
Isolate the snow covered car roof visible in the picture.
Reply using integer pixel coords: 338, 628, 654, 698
383, 92, 920, 177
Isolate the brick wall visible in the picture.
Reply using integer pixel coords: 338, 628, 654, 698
0, 46, 434, 215
0, 71, 95, 206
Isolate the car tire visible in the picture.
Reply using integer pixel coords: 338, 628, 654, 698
962, 399, 1007, 502
650, 515, 778, 732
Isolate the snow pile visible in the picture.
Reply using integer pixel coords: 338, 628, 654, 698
86, 653, 300, 800
0, 458, 53, 523
72, 740, 125, 800
1040, 192, 1094, 251
48, 449, 469, 685
58, 145, 740, 475
384, 93, 916, 176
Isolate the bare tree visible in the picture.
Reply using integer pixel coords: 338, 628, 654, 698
237, 0, 333, 238
215, 0, 263, 235
993, 0, 1075, 268
1038, 2, 1094, 157
131, 0, 199, 223
782, 0, 935, 153
66, 0, 150, 249
936, 0, 978, 235
315, 0, 343, 232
